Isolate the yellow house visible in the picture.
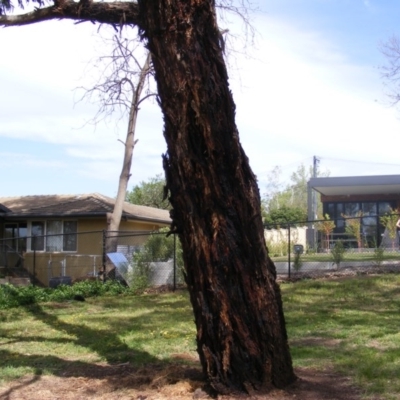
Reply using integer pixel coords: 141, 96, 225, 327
0, 193, 171, 286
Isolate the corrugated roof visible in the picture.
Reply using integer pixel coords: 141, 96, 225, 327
0, 193, 171, 224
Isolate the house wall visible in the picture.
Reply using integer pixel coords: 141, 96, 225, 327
265, 227, 307, 248
23, 252, 103, 287
20, 218, 169, 287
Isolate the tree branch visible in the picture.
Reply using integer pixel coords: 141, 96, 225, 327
0, 1, 140, 27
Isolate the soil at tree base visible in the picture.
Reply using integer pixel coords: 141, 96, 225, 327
0, 361, 367, 400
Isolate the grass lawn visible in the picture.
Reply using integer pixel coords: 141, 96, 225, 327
282, 275, 400, 399
0, 292, 198, 382
0, 275, 400, 399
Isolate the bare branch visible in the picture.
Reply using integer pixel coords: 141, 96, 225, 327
75, 31, 156, 128
137, 92, 157, 106
0, 1, 140, 27
216, 0, 259, 52
380, 35, 400, 107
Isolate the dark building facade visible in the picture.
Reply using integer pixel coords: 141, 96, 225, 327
307, 175, 400, 248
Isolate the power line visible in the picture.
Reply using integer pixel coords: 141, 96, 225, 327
257, 157, 313, 178
321, 156, 400, 168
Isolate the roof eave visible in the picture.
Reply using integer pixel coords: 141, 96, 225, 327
2, 211, 171, 225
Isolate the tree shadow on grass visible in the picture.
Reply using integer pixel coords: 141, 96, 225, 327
0, 301, 203, 399
0, 348, 204, 400
0, 373, 42, 400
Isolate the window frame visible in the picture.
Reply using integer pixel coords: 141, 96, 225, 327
323, 200, 397, 247
4, 222, 28, 252
28, 220, 78, 253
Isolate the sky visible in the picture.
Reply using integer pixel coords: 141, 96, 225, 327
1, 0, 400, 198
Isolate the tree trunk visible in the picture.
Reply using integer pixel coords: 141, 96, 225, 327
0, 0, 296, 392
138, 0, 296, 393
105, 51, 152, 256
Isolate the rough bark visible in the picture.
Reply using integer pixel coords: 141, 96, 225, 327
1, 0, 296, 393
138, 0, 296, 393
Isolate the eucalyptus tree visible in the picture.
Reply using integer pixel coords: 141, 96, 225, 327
0, 0, 296, 393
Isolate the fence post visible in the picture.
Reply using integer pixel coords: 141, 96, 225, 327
4, 245, 8, 273
33, 236, 36, 286
102, 229, 107, 282
173, 233, 177, 291
288, 225, 291, 279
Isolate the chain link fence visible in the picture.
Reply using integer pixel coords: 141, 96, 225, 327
265, 213, 400, 278
104, 230, 185, 289
0, 229, 184, 289
1, 213, 399, 287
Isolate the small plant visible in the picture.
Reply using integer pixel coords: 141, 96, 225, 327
266, 238, 287, 257
373, 246, 385, 267
380, 208, 399, 250
131, 228, 185, 287
305, 242, 317, 255
331, 240, 345, 268
342, 212, 363, 251
265, 227, 288, 257
292, 252, 303, 272
315, 214, 335, 251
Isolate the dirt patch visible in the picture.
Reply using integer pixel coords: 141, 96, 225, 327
277, 264, 400, 283
0, 363, 368, 400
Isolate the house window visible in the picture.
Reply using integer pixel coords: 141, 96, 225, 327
63, 221, 77, 252
4, 223, 27, 252
32, 221, 45, 251
30, 221, 77, 252
378, 202, 395, 215
46, 220, 63, 252
323, 200, 398, 248
344, 202, 360, 217
336, 203, 344, 231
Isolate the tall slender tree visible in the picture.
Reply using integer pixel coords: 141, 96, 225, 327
0, 0, 296, 393
79, 34, 154, 253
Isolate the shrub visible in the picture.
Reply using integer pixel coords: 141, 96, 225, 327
343, 212, 363, 250
380, 208, 399, 250
0, 280, 130, 309
331, 240, 345, 268
265, 228, 288, 257
315, 214, 335, 251
0, 284, 45, 308
292, 252, 303, 272
373, 246, 385, 267
131, 229, 185, 286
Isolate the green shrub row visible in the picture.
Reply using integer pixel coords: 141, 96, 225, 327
0, 280, 135, 309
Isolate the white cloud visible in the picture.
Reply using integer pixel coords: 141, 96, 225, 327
230, 13, 400, 183
1, 9, 400, 197
0, 152, 67, 169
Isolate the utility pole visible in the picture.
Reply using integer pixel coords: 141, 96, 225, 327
312, 156, 320, 219
311, 156, 320, 248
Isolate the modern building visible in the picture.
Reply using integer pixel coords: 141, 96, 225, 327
307, 174, 400, 248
